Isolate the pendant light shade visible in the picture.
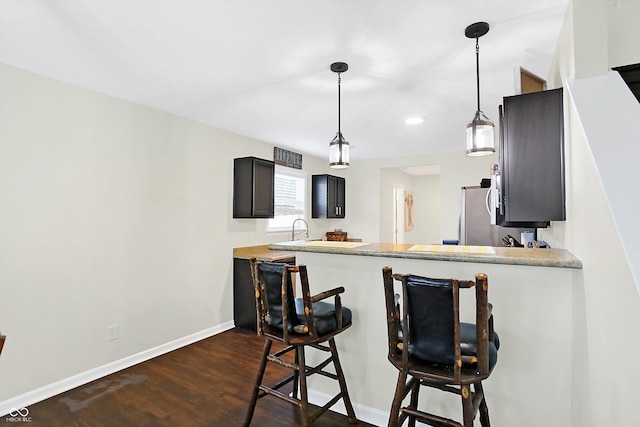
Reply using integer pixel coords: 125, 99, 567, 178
329, 133, 350, 168
466, 111, 495, 156
465, 22, 495, 156
329, 62, 350, 169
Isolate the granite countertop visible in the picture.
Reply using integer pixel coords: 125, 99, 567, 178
267, 241, 583, 269
233, 244, 296, 262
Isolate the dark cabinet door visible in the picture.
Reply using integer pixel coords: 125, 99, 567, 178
233, 256, 295, 332
312, 174, 345, 218
233, 157, 274, 218
233, 258, 256, 331
499, 88, 565, 225
333, 175, 345, 218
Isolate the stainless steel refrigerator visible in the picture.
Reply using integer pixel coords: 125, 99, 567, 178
459, 186, 522, 247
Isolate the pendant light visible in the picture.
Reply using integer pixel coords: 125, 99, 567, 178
465, 22, 495, 156
329, 62, 350, 169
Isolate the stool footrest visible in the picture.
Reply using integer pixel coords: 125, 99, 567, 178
258, 385, 302, 407
401, 407, 462, 427
267, 354, 299, 370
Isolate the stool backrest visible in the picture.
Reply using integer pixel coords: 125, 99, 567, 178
383, 267, 491, 382
250, 261, 299, 337
405, 275, 458, 366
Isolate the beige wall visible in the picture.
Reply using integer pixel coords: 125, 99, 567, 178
0, 61, 495, 407
2, 1, 638, 423
344, 151, 497, 245
378, 168, 441, 245
411, 174, 441, 244
0, 63, 337, 403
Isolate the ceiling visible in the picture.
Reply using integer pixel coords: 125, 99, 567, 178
0, 0, 569, 161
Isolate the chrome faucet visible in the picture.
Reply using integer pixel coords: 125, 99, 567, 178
291, 218, 309, 241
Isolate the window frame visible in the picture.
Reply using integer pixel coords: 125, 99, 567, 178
266, 165, 307, 233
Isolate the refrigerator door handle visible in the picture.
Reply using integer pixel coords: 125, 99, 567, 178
485, 188, 492, 215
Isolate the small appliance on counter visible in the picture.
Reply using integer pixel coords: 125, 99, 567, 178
502, 233, 550, 248
326, 230, 348, 241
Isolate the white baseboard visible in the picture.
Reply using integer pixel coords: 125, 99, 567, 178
306, 388, 388, 427
0, 321, 235, 417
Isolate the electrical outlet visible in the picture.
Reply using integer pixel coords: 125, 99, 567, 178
108, 325, 119, 341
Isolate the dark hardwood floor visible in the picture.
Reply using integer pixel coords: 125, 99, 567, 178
15, 328, 374, 426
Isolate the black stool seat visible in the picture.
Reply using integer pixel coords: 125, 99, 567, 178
294, 299, 352, 335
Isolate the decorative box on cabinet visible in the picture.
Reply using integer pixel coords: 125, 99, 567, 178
312, 174, 345, 218
499, 88, 565, 227
233, 156, 274, 218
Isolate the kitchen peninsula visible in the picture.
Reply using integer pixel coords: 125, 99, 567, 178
266, 240, 583, 427
268, 240, 582, 268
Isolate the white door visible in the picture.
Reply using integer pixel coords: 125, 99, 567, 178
393, 184, 405, 244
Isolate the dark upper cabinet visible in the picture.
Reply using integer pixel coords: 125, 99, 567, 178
312, 174, 345, 218
233, 157, 274, 218
499, 88, 565, 227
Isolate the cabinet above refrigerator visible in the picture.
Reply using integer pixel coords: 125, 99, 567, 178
498, 88, 566, 227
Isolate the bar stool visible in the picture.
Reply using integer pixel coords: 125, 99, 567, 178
382, 267, 499, 427
244, 258, 357, 426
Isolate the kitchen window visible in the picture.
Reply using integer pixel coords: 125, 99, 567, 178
267, 166, 307, 232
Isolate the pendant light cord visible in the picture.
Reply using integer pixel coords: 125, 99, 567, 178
337, 72, 342, 141
475, 37, 481, 113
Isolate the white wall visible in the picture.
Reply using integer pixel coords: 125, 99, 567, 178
607, 0, 640, 68
568, 72, 640, 289
544, 1, 640, 426
0, 63, 336, 404
562, 89, 639, 426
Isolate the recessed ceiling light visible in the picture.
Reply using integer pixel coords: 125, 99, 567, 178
404, 117, 424, 125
